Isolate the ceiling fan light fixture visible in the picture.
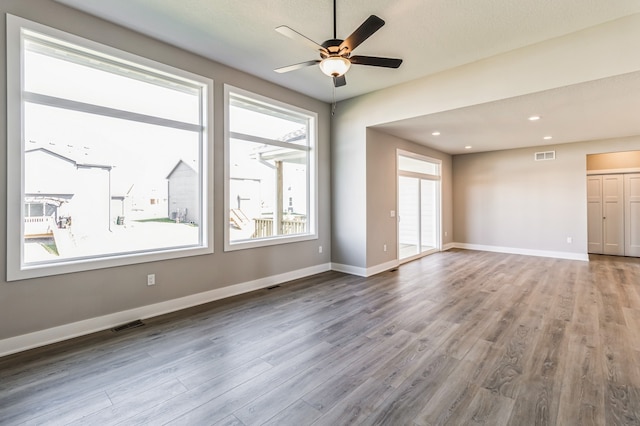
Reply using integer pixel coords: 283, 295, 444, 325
275, 4, 400, 88
319, 56, 351, 77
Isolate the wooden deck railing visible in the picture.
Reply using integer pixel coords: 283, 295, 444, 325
24, 215, 56, 238
253, 217, 306, 238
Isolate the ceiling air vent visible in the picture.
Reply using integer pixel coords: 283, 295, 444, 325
534, 151, 555, 161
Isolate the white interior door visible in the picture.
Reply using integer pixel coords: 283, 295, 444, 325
587, 175, 603, 254
602, 174, 625, 256
625, 173, 640, 257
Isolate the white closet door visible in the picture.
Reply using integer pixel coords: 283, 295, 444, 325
587, 175, 603, 254
625, 173, 640, 257
602, 175, 625, 256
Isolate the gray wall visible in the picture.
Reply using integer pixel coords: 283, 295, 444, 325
330, 106, 368, 269
366, 129, 453, 268
452, 136, 640, 253
331, 13, 640, 270
0, 0, 331, 342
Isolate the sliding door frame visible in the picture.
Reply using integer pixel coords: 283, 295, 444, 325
397, 150, 442, 264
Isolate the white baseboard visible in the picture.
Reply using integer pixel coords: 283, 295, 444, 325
452, 242, 589, 261
330, 242, 587, 281
331, 262, 367, 277
0, 263, 332, 358
365, 260, 400, 276
331, 259, 399, 277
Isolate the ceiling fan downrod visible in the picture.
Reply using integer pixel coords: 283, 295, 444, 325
333, 0, 337, 39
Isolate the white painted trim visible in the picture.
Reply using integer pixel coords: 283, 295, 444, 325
366, 260, 400, 276
0, 263, 331, 357
331, 260, 399, 277
442, 243, 456, 251
331, 262, 368, 277
452, 243, 589, 261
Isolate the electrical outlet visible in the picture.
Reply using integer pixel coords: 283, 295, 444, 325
566, 237, 573, 244
147, 274, 155, 286
383, 244, 387, 252
319, 245, 323, 254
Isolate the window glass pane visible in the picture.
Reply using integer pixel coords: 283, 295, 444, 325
23, 103, 201, 264
230, 98, 308, 145
229, 139, 308, 242
9, 19, 211, 277
398, 155, 439, 175
399, 176, 420, 259
25, 103, 200, 174
24, 37, 201, 125
420, 179, 437, 250
227, 89, 314, 247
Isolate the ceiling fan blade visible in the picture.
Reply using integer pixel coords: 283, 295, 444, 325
274, 60, 320, 73
350, 55, 403, 68
339, 15, 385, 53
275, 26, 328, 53
333, 75, 346, 87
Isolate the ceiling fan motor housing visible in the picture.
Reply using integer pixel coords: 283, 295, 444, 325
321, 39, 348, 58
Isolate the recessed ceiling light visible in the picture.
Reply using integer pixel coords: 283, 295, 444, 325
465, 145, 472, 149
528, 115, 541, 121
432, 131, 441, 136
543, 136, 552, 140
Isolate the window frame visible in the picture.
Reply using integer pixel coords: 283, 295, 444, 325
224, 85, 318, 251
6, 15, 214, 281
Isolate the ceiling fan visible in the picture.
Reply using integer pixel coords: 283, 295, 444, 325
274, 0, 403, 87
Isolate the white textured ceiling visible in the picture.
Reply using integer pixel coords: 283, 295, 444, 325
55, 0, 640, 153
374, 71, 640, 155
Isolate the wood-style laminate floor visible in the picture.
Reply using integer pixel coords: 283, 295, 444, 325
2, 249, 640, 425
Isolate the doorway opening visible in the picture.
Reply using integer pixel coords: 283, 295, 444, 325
397, 151, 441, 263
586, 151, 640, 258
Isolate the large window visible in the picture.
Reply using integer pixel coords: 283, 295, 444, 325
225, 87, 317, 250
7, 16, 213, 280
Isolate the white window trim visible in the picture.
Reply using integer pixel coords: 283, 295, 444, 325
6, 15, 214, 281
224, 85, 318, 251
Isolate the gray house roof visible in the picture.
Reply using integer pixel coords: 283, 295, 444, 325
25, 147, 112, 170
166, 159, 197, 179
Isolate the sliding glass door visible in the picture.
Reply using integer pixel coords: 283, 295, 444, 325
398, 152, 441, 262
398, 176, 420, 259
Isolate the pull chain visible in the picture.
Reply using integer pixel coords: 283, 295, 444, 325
331, 83, 337, 116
